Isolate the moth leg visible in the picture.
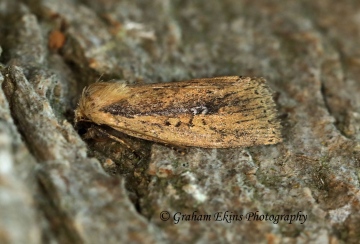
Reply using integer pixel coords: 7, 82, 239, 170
88, 126, 137, 153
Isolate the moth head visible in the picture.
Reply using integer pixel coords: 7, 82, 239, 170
74, 107, 87, 124
74, 100, 93, 136
74, 86, 92, 125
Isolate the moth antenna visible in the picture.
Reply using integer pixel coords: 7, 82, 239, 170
96, 73, 104, 83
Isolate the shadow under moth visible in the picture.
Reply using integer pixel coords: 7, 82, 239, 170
75, 76, 282, 148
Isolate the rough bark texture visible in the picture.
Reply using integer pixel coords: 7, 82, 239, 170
1, 0, 360, 243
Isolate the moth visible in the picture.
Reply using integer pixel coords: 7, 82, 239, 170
75, 76, 282, 148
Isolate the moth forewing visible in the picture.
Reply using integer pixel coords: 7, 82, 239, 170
75, 76, 282, 148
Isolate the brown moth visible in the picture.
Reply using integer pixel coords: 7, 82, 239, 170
75, 76, 282, 148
